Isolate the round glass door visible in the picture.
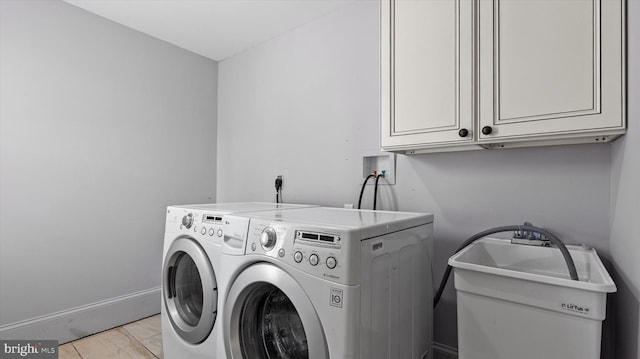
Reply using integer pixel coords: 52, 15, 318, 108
173, 253, 203, 326
163, 236, 217, 344
240, 284, 308, 358
224, 263, 328, 359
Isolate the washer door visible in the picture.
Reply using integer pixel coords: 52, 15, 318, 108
163, 236, 217, 344
223, 263, 328, 359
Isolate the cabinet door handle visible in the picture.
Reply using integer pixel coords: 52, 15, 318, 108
458, 128, 469, 138
482, 126, 493, 135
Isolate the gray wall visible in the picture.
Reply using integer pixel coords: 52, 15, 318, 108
217, 0, 633, 356
610, 0, 640, 357
0, 0, 217, 338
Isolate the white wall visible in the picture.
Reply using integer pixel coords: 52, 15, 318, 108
610, 0, 640, 357
217, 1, 380, 207
217, 0, 616, 352
0, 0, 217, 341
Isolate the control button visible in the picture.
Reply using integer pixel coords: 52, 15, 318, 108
309, 254, 319, 266
201, 227, 207, 235
294, 251, 303, 263
217, 229, 223, 237
326, 256, 337, 269
209, 228, 215, 236
251, 243, 257, 251
260, 227, 278, 250
182, 213, 193, 229
278, 248, 285, 257
193, 226, 198, 232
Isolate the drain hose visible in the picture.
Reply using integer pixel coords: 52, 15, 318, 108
433, 225, 579, 308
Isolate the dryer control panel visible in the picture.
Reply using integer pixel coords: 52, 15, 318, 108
166, 207, 226, 246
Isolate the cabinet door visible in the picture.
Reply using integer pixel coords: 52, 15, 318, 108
478, 0, 624, 141
381, 0, 474, 150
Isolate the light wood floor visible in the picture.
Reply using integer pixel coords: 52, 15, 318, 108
57, 314, 457, 359
58, 314, 162, 359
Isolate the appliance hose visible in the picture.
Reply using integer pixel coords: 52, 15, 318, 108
358, 174, 375, 209
373, 174, 383, 210
433, 224, 579, 307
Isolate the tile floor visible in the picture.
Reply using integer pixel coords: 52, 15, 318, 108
58, 314, 162, 359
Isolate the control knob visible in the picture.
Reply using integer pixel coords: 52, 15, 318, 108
326, 256, 337, 269
260, 227, 278, 250
182, 213, 194, 229
309, 254, 319, 266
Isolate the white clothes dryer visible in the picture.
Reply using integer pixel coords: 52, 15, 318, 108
161, 202, 315, 359
218, 207, 434, 359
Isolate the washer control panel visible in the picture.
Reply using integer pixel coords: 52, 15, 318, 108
244, 219, 351, 284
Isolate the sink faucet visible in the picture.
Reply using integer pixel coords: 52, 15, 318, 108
512, 222, 550, 247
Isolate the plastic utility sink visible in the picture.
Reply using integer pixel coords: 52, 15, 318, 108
449, 237, 616, 359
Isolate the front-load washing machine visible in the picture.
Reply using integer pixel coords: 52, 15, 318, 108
218, 207, 434, 359
161, 202, 315, 359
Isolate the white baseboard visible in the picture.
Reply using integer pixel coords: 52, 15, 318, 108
434, 342, 459, 358
0, 287, 161, 344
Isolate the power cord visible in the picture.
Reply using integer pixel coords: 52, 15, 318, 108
275, 177, 283, 203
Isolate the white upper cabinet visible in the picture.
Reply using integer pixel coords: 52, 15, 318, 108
381, 0, 475, 151
381, 0, 626, 153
